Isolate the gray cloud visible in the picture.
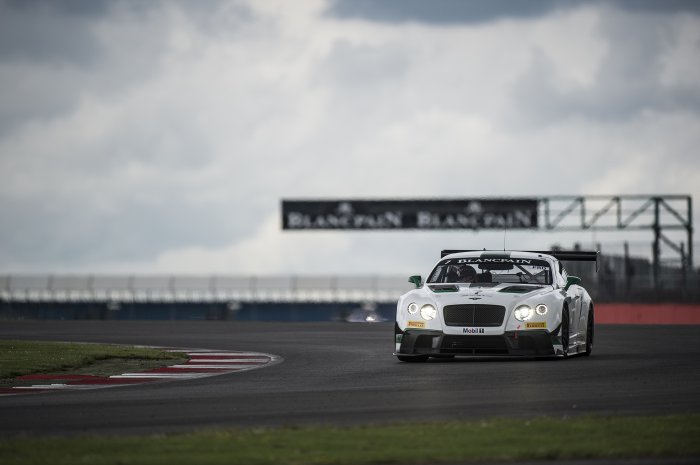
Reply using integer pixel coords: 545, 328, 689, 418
507, 8, 700, 127
0, 195, 263, 269
3, 0, 110, 15
326, 0, 700, 25
0, 0, 113, 66
0, 0, 264, 270
612, 0, 700, 14
317, 40, 411, 89
326, 0, 570, 25
0, 0, 253, 138
0, 0, 151, 138
0, 0, 248, 65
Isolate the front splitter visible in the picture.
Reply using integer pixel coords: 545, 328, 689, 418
397, 329, 558, 357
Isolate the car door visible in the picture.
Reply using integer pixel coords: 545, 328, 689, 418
570, 285, 584, 346
577, 292, 589, 346
567, 279, 585, 347
561, 267, 581, 346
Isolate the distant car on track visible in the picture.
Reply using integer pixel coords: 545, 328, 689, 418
344, 302, 388, 323
395, 249, 598, 362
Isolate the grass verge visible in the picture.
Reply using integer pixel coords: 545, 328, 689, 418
0, 339, 186, 385
1, 414, 699, 465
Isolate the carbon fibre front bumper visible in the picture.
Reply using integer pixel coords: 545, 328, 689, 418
396, 325, 561, 357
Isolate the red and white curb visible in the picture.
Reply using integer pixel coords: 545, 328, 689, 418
0, 348, 280, 396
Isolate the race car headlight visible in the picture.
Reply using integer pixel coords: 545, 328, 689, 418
514, 305, 534, 321
420, 304, 437, 321
407, 302, 419, 314
535, 304, 548, 315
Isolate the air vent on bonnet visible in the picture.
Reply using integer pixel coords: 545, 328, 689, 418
499, 286, 541, 294
429, 284, 459, 293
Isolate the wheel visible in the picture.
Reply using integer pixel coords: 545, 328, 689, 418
583, 305, 594, 357
397, 355, 429, 363
561, 305, 570, 358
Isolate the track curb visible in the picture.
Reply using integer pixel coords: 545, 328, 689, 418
0, 346, 281, 395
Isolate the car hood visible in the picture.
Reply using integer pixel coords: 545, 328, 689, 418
425, 282, 553, 307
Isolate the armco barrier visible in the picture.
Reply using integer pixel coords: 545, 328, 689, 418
0, 301, 398, 322
596, 303, 700, 324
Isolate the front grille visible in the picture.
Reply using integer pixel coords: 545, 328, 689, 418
443, 304, 505, 327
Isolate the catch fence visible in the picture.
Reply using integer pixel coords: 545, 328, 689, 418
1, 264, 697, 305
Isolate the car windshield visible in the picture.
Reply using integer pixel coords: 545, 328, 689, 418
427, 257, 552, 285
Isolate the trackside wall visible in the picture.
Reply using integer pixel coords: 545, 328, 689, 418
596, 303, 700, 324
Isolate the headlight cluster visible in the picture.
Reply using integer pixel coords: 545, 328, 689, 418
420, 304, 437, 320
514, 303, 548, 321
407, 302, 437, 321
514, 305, 533, 321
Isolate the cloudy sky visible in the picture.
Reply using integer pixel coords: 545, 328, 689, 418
1, 0, 699, 275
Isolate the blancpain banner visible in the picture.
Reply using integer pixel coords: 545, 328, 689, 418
281, 199, 539, 230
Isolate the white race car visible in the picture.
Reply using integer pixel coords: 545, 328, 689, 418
395, 249, 598, 362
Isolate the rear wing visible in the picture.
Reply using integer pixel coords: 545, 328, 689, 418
440, 250, 599, 271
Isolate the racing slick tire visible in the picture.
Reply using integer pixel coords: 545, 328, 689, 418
583, 305, 594, 357
561, 304, 570, 359
397, 355, 429, 363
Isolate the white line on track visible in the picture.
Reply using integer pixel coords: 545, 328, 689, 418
14, 384, 101, 390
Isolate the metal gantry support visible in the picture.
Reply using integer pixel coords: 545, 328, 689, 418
539, 195, 693, 289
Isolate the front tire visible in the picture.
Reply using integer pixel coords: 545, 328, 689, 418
397, 355, 429, 363
583, 305, 594, 357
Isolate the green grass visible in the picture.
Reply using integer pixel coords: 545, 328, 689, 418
1, 415, 699, 465
0, 339, 186, 382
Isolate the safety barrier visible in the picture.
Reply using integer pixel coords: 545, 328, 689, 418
0, 301, 397, 322
596, 303, 700, 324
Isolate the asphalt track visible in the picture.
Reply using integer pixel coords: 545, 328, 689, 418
1, 321, 699, 437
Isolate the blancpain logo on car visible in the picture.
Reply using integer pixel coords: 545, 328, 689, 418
452, 258, 533, 264
463, 327, 486, 334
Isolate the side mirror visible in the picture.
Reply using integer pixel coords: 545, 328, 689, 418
564, 276, 581, 291
408, 275, 423, 288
